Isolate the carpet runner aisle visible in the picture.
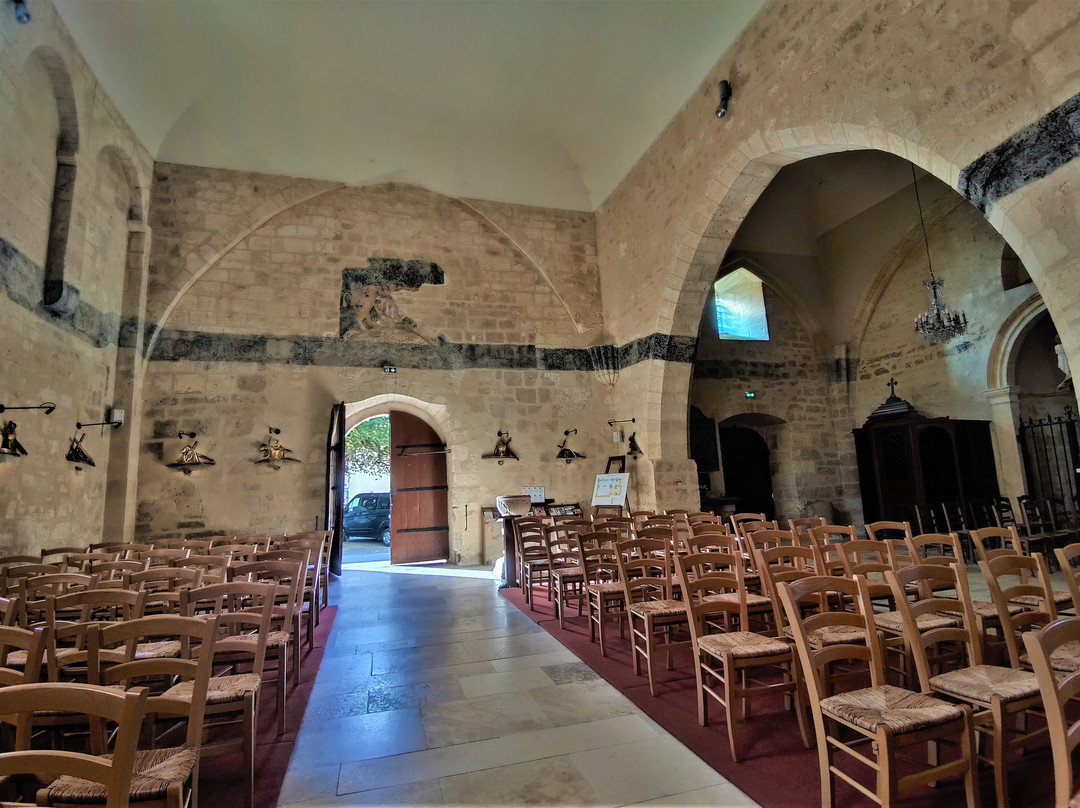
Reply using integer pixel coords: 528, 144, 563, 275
200, 606, 336, 808
499, 587, 1056, 808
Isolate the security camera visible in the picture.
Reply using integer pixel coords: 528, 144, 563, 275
715, 80, 732, 119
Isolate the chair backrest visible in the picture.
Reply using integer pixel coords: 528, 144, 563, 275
1017, 494, 1050, 535
980, 552, 1056, 667
674, 550, 747, 638
236, 534, 274, 553
730, 512, 767, 535
788, 516, 826, 544
62, 551, 121, 573
992, 496, 1020, 530
914, 503, 944, 534
806, 524, 857, 553
751, 543, 818, 635
593, 517, 635, 539
941, 501, 969, 533
864, 520, 913, 542
777, 575, 881, 702
179, 539, 213, 554
574, 534, 620, 585
0, 682, 148, 808
684, 531, 740, 555
40, 546, 87, 564
543, 527, 578, 569
45, 589, 147, 679
969, 525, 1023, 565
615, 537, 672, 604
112, 543, 153, 560
180, 581, 276, 677
128, 567, 203, 614
90, 560, 146, 581
1022, 617, 1080, 808
90, 614, 218, 749
576, 531, 618, 550
0, 624, 49, 684
207, 543, 261, 562
967, 500, 997, 529
746, 528, 797, 554
226, 560, 304, 636
886, 563, 982, 692
170, 554, 228, 584
1056, 542, 1080, 613
734, 519, 778, 541
1046, 498, 1078, 531
905, 532, 964, 565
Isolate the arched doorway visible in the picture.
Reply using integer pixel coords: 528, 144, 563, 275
716, 426, 775, 519
330, 396, 452, 568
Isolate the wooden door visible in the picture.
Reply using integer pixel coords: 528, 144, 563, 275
325, 402, 346, 575
389, 411, 449, 564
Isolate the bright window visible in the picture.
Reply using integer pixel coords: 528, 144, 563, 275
714, 268, 769, 341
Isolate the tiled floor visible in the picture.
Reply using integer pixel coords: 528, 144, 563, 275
277, 560, 759, 807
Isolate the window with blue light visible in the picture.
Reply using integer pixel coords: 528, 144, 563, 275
714, 268, 769, 341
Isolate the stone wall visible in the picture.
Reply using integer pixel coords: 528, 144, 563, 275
598, 0, 1080, 505
136, 164, 614, 560
0, 1, 152, 553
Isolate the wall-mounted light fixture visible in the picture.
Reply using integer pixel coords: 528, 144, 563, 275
0, 402, 54, 459
166, 431, 215, 474
627, 432, 644, 459
482, 430, 519, 465
255, 426, 301, 470
607, 417, 635, 444
715, 79, 732, 119
66, 432, 95, 469
11, 0, 30, 24
555, 428, 585, 464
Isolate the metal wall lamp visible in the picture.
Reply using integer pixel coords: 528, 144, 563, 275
482, 430, 519, 465
555, 428, 585, 464
167, 431, 216, 474
627, 432, 644, 459
255, 426, 301, 470
0, 402, 54, 459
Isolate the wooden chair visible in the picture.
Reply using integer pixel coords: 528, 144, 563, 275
981, 552, 1057, 666
45, 589, 149, 680
231, 557, 306, 733
545, 526, 584, 629
592, 504, 623, 520
258, 546, 317, 649
128, 567, 203, 615
777, 574, 980, 808
864, 520, 912, 543
0, 682, 148, 808
90, 560, 146, 582
593, 516, 635, 540
40, 546, 87, 565
170, 554, 227, 585
941, 501, 975, 561
1022, 617, 1080, 808
0, 625, 49, 684
61, 551, 121, 573
749, 543, 818, 644
616, 536, 689, 696
178, 581, 274, 808
788, 516, 826, 546
729, 512, 767, 538
890, 562, 1044, 808
517, 522, 551, 610
673, 550, 802, 761
284, 530, 332, 616
972, 526, 1072, 612
807, 524, 857, 574
206, 544, 260, 563
575, 534, 624, 656
78, 614, 218, 808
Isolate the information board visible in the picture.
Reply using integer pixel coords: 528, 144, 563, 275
591, 473, 630, 507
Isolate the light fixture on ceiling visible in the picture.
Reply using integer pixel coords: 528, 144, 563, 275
715, 80, 732, 119
911, 164, 967, 344
11, 0, 30, 24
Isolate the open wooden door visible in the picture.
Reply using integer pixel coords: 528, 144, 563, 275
389, 411, 449, 564
325, 402, 346, 575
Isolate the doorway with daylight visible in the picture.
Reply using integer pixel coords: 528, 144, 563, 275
328, 396, 451, 571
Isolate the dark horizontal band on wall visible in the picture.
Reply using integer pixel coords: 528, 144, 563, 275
959, 89, 1080, 212
141, 325, 698, 371
0, 235, 696, 371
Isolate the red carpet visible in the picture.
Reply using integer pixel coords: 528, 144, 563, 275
500, 586, 1056, 808
201, 606, 336, 808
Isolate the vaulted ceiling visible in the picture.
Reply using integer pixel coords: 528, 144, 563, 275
54, 0, 765, 211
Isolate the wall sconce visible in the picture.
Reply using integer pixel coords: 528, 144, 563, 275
166, 431, 215, 474
627, 432, 643, 459
555, 428, 586, 464
65, 414, 122, 471
607, 416, 635, 444
255, 426, 301, 470
0, 402, 55, 459
715, 79, 732, 119
482, 430, 519, 465
11, 0, 30, 24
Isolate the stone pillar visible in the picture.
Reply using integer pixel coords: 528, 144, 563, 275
102, 220, 151, 540
984, 386, 1026, 496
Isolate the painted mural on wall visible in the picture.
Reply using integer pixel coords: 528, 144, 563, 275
340, 258, 444, 342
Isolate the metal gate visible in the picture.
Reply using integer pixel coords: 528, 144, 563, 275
1018, 406, 1080, 504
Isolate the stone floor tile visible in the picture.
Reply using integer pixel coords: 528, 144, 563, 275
572, 736, 726, 805
623, 782, 762, 807
289, 707, 426, 767
438, 755, 600, 806
458, 667, 555, 699
420, 690, 554, 748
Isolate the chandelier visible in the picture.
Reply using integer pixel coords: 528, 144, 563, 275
910, 165, 967, 343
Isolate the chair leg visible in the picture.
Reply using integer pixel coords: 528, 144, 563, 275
695, 652, 708, 726
992, 701, 1009, 808
244, 693, 256, 808
962, 711, 981, 808
723, 656, 743, 762
276, 644, 287, 735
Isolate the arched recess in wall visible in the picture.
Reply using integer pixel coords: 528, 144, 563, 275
25, 46, 80, 314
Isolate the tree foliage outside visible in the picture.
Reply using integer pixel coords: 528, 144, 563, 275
345, 415, 390, 477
